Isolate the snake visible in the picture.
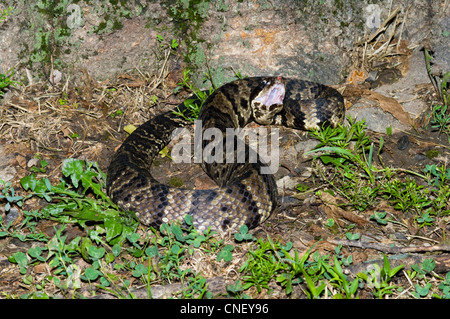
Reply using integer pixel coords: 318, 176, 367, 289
106, 76, 345, 233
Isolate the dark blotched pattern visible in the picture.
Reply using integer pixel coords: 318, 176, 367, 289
107, 77, 344, 233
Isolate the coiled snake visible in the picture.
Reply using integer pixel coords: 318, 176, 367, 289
107, 77, 345, 233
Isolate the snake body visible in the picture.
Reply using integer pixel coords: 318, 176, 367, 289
107, 77, 345, 232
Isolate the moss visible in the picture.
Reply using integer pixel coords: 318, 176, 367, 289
25, 0, 72, 68
91, 1, 133, 35
112, 19, 124, 31
426, 149, 441, 159
169, 177, 184, 187
18, 0, 145, 76
166, 0, 212, 72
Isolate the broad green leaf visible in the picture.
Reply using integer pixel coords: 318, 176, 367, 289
88, 245, 105, 259
105, 218, 123, 242
84, 267, 100, 281
304, 146, 357, 160
20, 175, 37, 191
112, 244, 121, 257
145, 246, 159, 258
81, 237, 93, 262
171, 224, 185, 242
62, 158, 85, 188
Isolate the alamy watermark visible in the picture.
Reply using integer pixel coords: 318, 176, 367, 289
170, 120, 280, 174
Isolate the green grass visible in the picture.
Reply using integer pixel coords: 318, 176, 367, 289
172, 67, 244, 122
0, 7, 22, 97
305, 117, 450, 221
425, 49, 450, 141
172, 69, 211, 122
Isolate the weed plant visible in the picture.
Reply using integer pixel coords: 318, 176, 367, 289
306, 117, 450, 222
425, 49, 450, 140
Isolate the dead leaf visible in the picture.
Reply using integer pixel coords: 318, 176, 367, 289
408, 135, 440, 148
308, 223, 330, 239
347, 69, 369, 85
33, 263, 47, 274
319, 192, 368, 227
100, 102, 109, 117
322, 204, 368, 227
194, 176, 217, 190
117, 74, 146, 87
80, 68, 93, 102
123, 124, 137, 134
15, 154, 27, 168
342, 83, 370, 99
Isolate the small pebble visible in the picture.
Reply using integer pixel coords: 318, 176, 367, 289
397, 135, 409, 150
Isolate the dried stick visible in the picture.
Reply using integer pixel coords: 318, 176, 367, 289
328, 238, 450, 254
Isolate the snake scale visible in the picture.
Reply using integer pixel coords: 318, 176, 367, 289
107, 77, 345, 233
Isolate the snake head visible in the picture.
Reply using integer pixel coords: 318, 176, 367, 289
251, 77, 286, 125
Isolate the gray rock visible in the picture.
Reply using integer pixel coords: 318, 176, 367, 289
0, 1, 447, 87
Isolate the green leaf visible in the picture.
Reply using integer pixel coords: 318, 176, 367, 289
132, 263, 147, 278
28, 246, 44, 261
346, 232, 360, 240
171, 38, 179, 49
217, 244, 234, 262
350, 278, 359, 295
20, 175, 37, 191
234, 224, 253, 241
112, 244, 121, 257
62, 158, 85, 188
304, 146, 357, 160
145, 246, 159, 258
421, 258, 436, 273
99, 276, 110, 287
386, 126, 392, 135
319, 155, 347, 166
370, 211, 387, 225
80, 237, 93, 262
383, 254, 391, 277
104, 252, 115, 263
333, 255, 344, 277
10, 251, 27, 266
415, 283, 432, 297
10, 251, 28, 274
302, 270, 325, 299
171, 244, 182, 255
85, 267, 100, 281
171, 224, 185, 242
227, 280, 244, 295
80, 170, 108, 201
88, 245, 105, 260
192, 235, 206, 248
127, 233, 140, 244
184, 214, 193, 226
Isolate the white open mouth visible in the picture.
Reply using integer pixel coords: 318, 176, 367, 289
254, 83, 286, 106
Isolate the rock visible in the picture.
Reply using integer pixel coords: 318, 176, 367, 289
0, 145, 17, 183
347, 49, 433, 133
0, 1, 447, 88
0, 166, 16, 183
276, 175, 301, 191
